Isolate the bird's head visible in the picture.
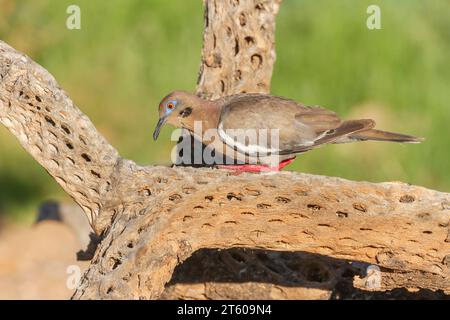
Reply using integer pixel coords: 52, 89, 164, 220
153, 91, 198, 140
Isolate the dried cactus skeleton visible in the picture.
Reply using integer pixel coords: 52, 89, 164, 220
0, 0, 448, 299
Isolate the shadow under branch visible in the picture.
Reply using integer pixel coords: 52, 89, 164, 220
164, 248, 449, 300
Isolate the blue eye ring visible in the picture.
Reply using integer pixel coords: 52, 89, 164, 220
165, 100, 177, 112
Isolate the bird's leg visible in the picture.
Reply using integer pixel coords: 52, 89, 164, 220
275, 157, 296, 170
217, 157, 296, 174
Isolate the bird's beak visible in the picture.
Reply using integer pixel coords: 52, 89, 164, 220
153, 116, 166, 140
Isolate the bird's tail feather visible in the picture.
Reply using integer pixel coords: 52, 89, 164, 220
349, 129, 424, 143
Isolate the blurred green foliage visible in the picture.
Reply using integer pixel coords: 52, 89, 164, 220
0, 0, 449, 221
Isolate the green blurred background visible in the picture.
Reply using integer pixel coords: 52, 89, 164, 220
0, 0, 449, 222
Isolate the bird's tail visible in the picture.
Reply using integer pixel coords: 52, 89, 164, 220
349, 129, 424, 143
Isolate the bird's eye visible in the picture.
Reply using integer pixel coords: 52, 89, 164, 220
167, 102, 175, 110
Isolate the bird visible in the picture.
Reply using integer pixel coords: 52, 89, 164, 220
153, 91, 423, 172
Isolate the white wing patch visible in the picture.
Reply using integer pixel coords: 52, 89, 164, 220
218, 122, 281, 156
218, 122, 334, 155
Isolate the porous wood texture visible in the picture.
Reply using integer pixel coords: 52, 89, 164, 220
0, 0, 449, 300
196, 0, 281, 99
0, 41, 118, 230
72, 165, 449, 299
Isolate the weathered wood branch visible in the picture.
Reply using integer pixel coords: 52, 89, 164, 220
70, 165, 449, 298
0, 0, 449, 299
196, 0, 280, 98
0, 41, 119, 230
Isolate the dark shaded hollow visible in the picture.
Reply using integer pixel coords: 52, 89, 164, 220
163, 248, 449, 300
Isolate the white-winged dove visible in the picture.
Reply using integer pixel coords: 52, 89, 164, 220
153, 91, 422, 172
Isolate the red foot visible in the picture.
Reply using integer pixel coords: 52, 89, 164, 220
217, 157, 296, 174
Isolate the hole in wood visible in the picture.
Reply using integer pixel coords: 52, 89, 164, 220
244, 188, 261, 196
295, 190, 309, 196
336, 211, 349, 218
417, 212, 430, 219
137, 227, 147, 235
169, 194, 182, 201
61, 124, 71, 135
234, 69, 242, 82
110, 257, 121, 270
226, 26, 232, 37
275, 196, 291, 204
244, 36, 255, 45
251, 54, 262, 68
65, 141, 74, 149
399, 195, 415, 203
227, 192, 242, 201
307, 204, 322, 211
91, 170, 101, 179
255, 2, 265, 10
239, 12, 246, 26
81, 153, 91, 162
156, 177, 168, 184
353, 203, 367, 212
44, 116, 56, 127
182, 187, 196, 194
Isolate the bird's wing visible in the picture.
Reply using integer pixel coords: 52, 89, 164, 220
217, 94, 375, 156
